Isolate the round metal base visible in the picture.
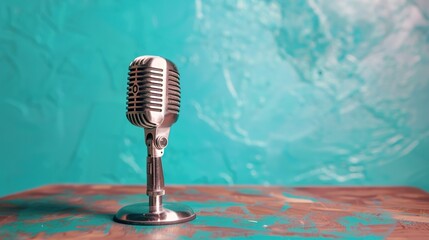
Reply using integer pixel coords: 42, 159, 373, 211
113, 203, 196, 225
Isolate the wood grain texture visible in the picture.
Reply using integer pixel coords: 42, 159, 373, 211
0, 185, 428, 239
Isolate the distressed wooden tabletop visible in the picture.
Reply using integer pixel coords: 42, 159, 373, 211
0, 185, 428, 239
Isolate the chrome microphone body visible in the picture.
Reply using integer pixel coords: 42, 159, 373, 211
115, 56, 195, 225
126, 56, 180, 158
127, 56, 179, 210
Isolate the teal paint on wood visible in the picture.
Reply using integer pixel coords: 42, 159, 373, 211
1, 0, 429, 196
2, 185, 428, 238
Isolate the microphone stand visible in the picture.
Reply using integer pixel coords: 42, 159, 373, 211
146, 137, 165, 213
114, 133, 196, 225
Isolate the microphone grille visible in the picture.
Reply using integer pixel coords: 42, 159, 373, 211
167, 68, 180, 115
126, 56, 180, 128
126, 61, 164, 128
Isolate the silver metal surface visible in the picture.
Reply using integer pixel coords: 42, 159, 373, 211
126, 55, 180, 158
114, 203, 196, 226
115, 56, 195, 225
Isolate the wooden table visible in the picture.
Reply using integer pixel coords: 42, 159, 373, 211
0, 185, 428, 239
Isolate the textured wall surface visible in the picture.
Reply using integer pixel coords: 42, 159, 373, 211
0, 0, 428, 196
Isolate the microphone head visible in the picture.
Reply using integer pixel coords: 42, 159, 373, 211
126, 56, 181, 129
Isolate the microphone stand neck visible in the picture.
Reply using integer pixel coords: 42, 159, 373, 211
146, 139, 165, 213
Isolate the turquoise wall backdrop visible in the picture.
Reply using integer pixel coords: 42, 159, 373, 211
1, 0, 428, 196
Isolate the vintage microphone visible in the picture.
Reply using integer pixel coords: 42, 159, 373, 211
114, 56, 196, 225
